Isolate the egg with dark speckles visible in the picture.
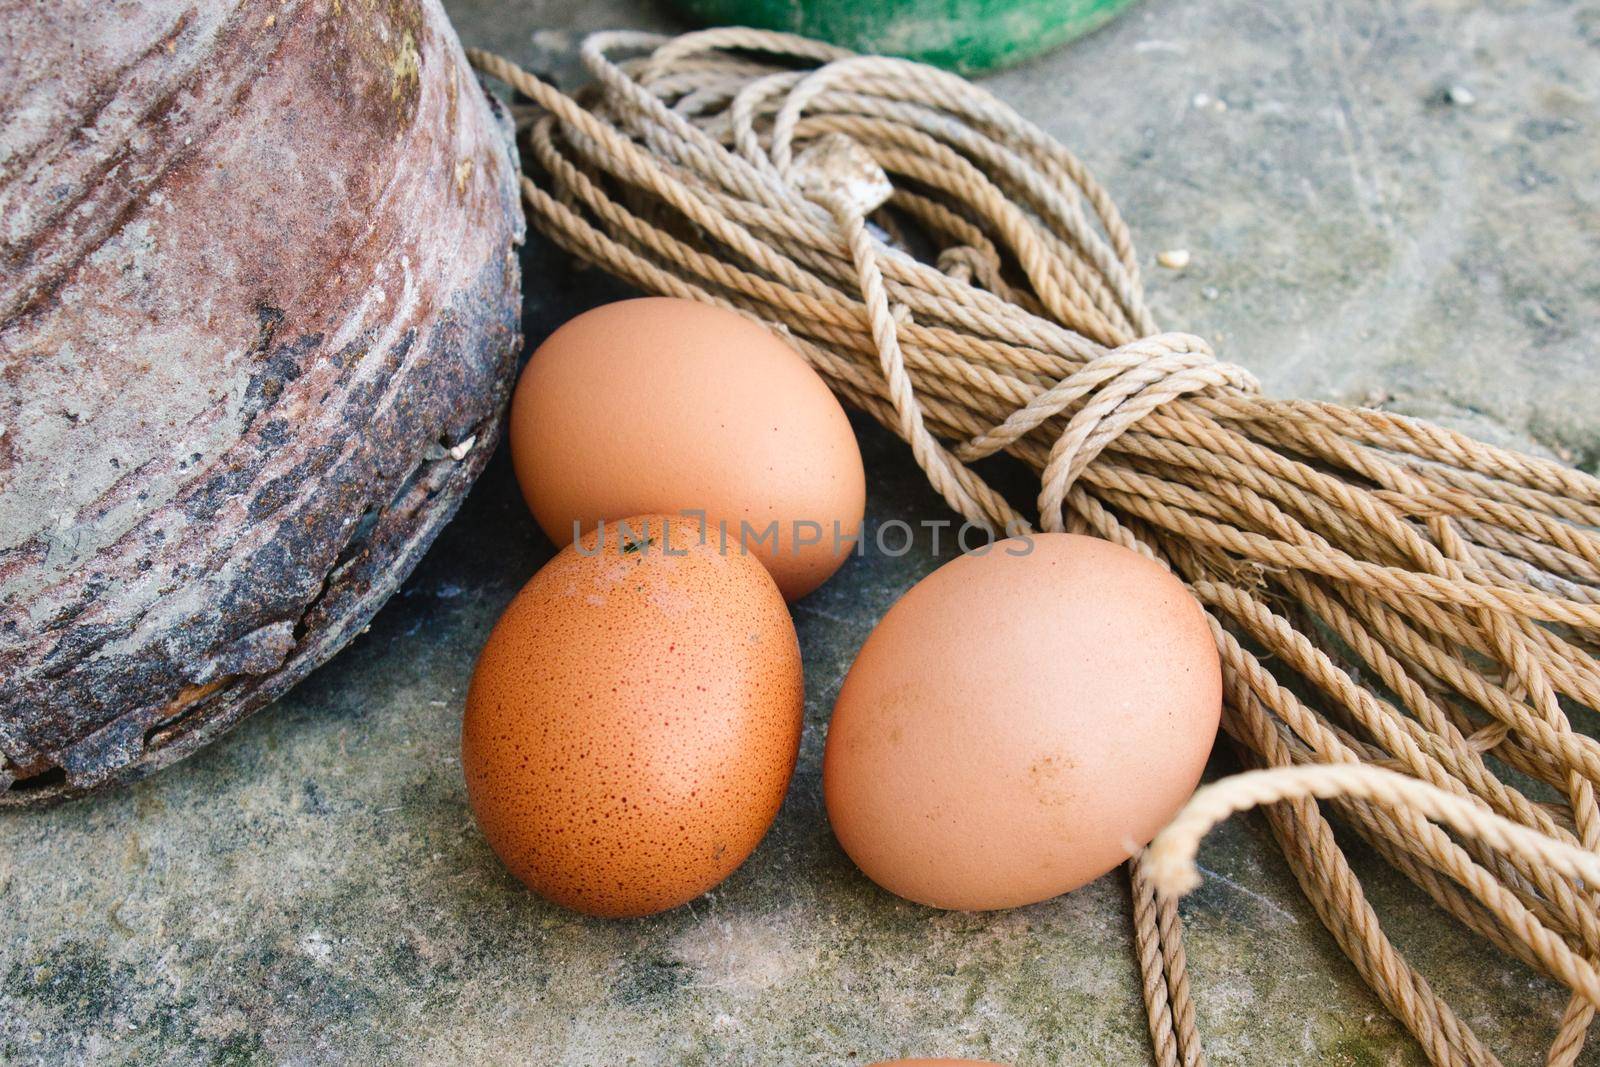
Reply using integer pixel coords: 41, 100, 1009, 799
462, 514, 804, 918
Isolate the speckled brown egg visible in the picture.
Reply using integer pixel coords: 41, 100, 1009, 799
462, 514, 804, 918
508, 297, 866, 601
824, 533, 1221, 911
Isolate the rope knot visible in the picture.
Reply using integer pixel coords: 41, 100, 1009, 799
951, 332, 1258, 530
1033, 333, 1259, 530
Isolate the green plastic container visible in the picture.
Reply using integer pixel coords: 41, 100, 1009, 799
666, 0, 1140, 74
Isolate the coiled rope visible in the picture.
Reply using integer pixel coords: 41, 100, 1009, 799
469, 29, 1600, 1066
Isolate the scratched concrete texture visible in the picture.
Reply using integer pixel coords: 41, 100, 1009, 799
4, 0, 1599, 1064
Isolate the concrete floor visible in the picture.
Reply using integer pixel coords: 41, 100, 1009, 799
5, 0, 1600, 1063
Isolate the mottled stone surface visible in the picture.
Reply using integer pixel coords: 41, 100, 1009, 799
3, 0, 1599, 1063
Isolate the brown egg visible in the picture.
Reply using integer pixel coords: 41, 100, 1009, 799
508, 297, 865, 601
462, 514, 804, 918
823, 533, 1221, 911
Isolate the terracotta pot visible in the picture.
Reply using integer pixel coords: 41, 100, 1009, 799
0, 0, 524, 803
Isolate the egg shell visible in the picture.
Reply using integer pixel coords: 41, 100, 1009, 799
462, 514, 804, 918
823, 533, 1222, 911
509, 297, 866, 601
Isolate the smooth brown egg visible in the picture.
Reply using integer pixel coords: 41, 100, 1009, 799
462, 514, 804, 918
823, 533, 1221, 911
509, 297, 865, 601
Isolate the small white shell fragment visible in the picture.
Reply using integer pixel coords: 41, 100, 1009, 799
1157, 249, 1191, 269
792, 133, 894, 216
